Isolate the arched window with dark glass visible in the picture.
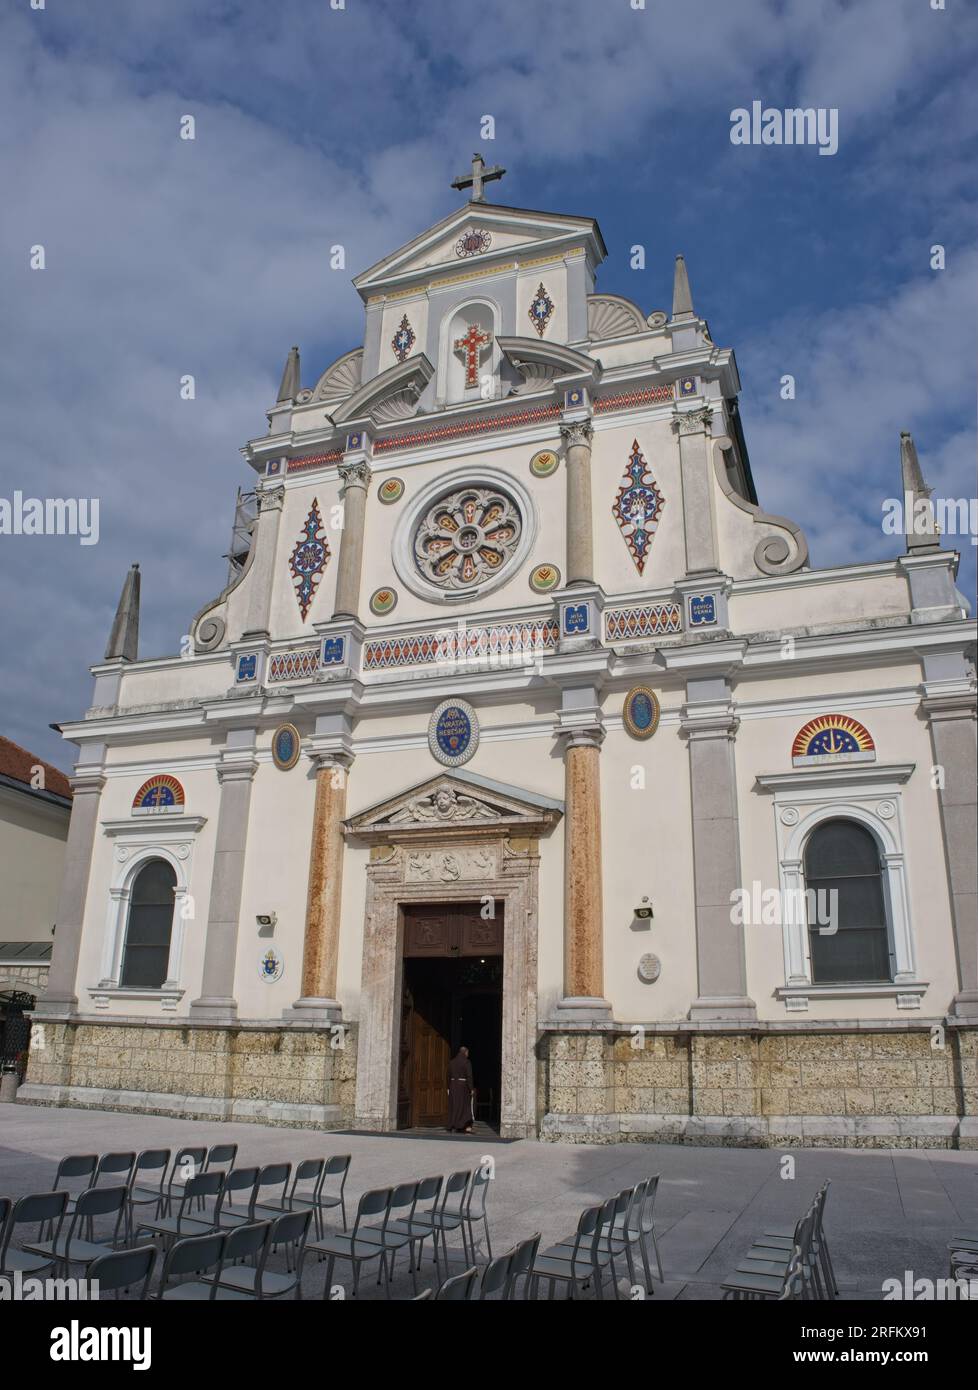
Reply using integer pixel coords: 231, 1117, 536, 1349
804, 819, 892, 983
121, 859, 176, 988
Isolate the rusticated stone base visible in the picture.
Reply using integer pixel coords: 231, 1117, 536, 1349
538, 1024, 978, 1149
18, 1019, 357, 1131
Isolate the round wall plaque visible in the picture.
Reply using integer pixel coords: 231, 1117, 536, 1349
271, 723, 301, 771
529, 448, 559, 478
529, 563, 561, 593
258, 947, 284, 983
428, 699, 479, 767
638, 953, 661, 984
378, 476, 405, 505
369, 586, 398, 616
623, 686, 660, 740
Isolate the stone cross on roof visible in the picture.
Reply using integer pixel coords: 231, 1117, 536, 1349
451, 152, 506, 203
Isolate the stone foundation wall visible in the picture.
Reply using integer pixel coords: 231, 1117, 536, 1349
18, 1019, 358, 1130
539, 1025, 978, 1149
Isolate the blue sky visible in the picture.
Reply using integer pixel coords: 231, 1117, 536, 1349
2, 0, 976, 770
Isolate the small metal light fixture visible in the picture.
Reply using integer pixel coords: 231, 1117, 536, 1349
256, 912, 277, 936
634, 897, 654, 920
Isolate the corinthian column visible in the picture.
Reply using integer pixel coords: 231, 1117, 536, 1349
34, 767, 106, 1017
190, 730, 258, 1022
332, 460, 372, 620
560, 418, 595, 586
554, 693, 610, 1021
285, 751, 353, 1023
243, 484, 285, 636
672, 406, 719, 575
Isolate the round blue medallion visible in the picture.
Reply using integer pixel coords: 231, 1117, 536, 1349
623, 686, 660, 741
272, 723, 301, 771
428, 699, 479, 767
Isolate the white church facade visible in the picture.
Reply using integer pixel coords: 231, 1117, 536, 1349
25, 162, 977, 1146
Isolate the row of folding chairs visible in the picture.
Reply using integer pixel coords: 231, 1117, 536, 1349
721, 1182, 837, 1300
312, 1166, 494, 1298
526, 1175, 664, 1300
417, 1233, 543, 1300
39, 1147, 351, 1243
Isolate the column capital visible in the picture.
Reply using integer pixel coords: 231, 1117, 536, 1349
68, 772, 106, 797
671, 405, 714, 436
255, 482, 285, 513
679, 700, 739, 740
919, 687, 977, 722
338, 458, 372, 491
306, 740, 355, 773
559, 417, 594, 450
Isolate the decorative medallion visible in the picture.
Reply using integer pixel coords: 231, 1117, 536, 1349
565, 387, 586, 409
529, 563, 561, 593
529, 448, 559, 478
378, 476, 405, 505
791, 715, 876, 766
132, 775, 185, 814
391, 314, 416, 363
676, 377, 697, 398
235, 653, 258, 683
638, 953, 662, 984
271, 723, 301, 771
414, 484, 522, 590
688, 594, 718, 626
528, 282, 555, 337
428, 699, 480, 767
258, 947, 284, 983
369, 586, 398, 616
455, 227, 492, 258
453, 322, 492, 388
289, 498, 331, 621
613, 439, 665, 575
623, 686, 660, 740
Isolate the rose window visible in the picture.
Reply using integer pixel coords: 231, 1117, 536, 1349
414, 485, 523, 590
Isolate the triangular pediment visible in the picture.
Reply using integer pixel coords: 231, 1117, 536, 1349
353, 203, 605, 297
345, 768, 563, 840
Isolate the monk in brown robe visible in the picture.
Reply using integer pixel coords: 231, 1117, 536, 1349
447, 1045, 474, 1133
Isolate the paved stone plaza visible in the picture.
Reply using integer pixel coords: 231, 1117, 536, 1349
1, 1103, 975, 1300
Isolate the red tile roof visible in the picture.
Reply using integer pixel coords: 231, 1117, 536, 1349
0, 737, 72, 801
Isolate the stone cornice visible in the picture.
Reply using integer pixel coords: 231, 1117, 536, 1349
755, 763, 916, 795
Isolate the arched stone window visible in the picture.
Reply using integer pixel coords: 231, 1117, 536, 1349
120, 858, 177, 988
804, 819, 891, 983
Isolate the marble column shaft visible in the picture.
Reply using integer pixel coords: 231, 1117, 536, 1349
36, 774, 105, 1014
561, 419, 594, 586
683, 693, 755, 1019
672, 408, 719, 575
190, 742, 257, 1020
923, 693, 978, 1016
297, 757, 350, 1008
243, 485, 285, 636
332, 461, 371, 619
562, 734, 605, 1000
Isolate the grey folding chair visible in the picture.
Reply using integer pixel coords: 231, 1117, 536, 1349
89, 1244, 158, 1299
212, 1167, 261, 1230
209, 1210, 310, 1300
204, 1143, 238, 1177
722, 1207, 818, 1300
246, 1162, 291, 1223
384, 1174, 443, 1282
530, 1199, 615, 1300
1, 1191, 68, 1278
638, 1174, 664, 1285
126, 1149, 172, 1240
161, 1146, 207, 1215
308, 1186, 393, 1298
434, 1265, 478, 1300
504, 1232, 541, 1299
22, 1185, 129, 1276
155, 1231, 226, 1300
357, 1181, 421, 1294
310, 1154, 351, 1234
411, 1169, 472, 1279
136, 1170, 224, 1248
756, 1182, 835, 1296
477, 1250, 512, 1299
47, 1154, 98, 1233
252, 1159, 322, 1222
463, 1166, 493, 1260
205, 1222, 270, 1298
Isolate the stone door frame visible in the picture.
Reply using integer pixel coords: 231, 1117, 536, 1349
352, 836, 541, 1138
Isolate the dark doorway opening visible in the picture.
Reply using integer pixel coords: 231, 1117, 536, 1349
398, 902, 503, 1133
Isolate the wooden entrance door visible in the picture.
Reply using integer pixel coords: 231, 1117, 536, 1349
399, 903, 504, 1128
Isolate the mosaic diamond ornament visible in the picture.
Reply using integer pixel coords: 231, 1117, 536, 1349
528, 282, 555, 337
289, 499, 331, 621
613, 440, 665, 575
391, 314, 416, 363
